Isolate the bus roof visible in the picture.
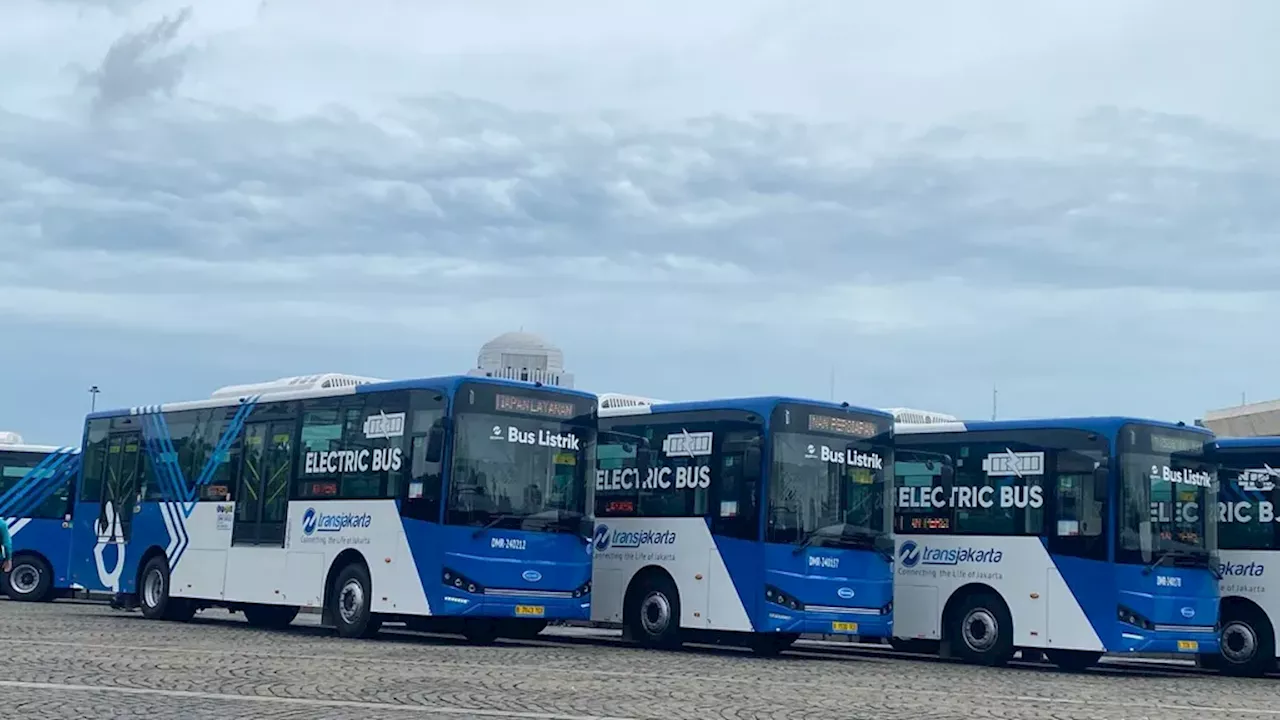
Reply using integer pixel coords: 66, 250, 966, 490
1211, 436, 1280, 450
88, 374, 596, 420
599, 395, 893, 421
894, 416, 1213, 439
0, 442, 73, 455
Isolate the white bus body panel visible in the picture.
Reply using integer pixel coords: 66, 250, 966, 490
1218, 548, 1278, 658
167, 500, 431, 616
591, 517, 753, 632
893, 534, 1104, 652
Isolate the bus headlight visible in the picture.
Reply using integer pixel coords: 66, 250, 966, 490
442, 568, 484, 595
1117, 605, 1153, 630
572, 580, 591, 598
765, 584, 804, 611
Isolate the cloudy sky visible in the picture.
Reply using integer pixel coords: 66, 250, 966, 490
3, 0, 1278, 443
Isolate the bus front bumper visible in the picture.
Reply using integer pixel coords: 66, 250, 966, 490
437, 592, 591, 621
761, 607, 893, 639
1115, 624, 1219, 656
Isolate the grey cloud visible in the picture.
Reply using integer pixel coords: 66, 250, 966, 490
78, 6, 194, 115
4, 96, 1280, 301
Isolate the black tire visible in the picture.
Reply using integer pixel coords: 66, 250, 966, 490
4, 554, 53, 602
1046, 649, 1101, 672
749, 633, 798, 656
947, 592, 1014, 667
628, 574, 683, 649
244, 604, 300, 630
1218, 607, 1275, 677
890, 638, 940, 655
463, 618, 501, 644
330, 563, 381, 639
137, 555, 194, 622
497, 619, 548, 640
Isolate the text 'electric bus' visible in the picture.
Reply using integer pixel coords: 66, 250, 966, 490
891, 416, 1220, 671
592, 394, 895, 655
0, 431, 80, 602
68, 374, 596, 642
1207, 436, 1280, 676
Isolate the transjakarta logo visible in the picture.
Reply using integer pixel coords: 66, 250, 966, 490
1238, 466, 1280, 492
592, 524, 676, 551
1220, 561, 1265, 577
803, 444, 883, 470
489, 425, 580, 450
898, 540, 1002, 568
301, 507, 372, 535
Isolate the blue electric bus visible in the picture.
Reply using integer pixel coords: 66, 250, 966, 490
591, 394, 895, 655
1204, 436, 1280, 676
68, 374, 596, 642
0, 432, 81, 602
890, 415, 1221, 671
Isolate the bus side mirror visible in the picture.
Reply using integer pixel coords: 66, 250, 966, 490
424, 424, 446, 464
744, 447, 762, 481
1139, 519, 1153, 563
1092, 464, 1108, 496
940, 465, 955, 484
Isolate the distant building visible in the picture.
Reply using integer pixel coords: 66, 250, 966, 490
465, 331, 575, 388
1201, 399, 1280, 437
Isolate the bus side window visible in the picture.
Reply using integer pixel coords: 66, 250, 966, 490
712, 431, 761, 541
1050, 451, 1107, 561
402, 406, 444, 523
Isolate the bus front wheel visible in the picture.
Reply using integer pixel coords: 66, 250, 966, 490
330, 563, 382, 639
4, 554, 53, 602
1218, 608, 1275, 677
138, 556, 195, 622
947, 592, 1014, 667
629, 574, 682, 649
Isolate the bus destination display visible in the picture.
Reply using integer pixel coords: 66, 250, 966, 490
807, 413, 880, 439
495, 393, 577, 419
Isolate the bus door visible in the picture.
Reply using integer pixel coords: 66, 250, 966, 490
232, 420, 294, 547
99, 432, 141, 543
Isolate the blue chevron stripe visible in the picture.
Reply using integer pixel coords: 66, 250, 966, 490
0, 450, 75, 518
5, 452, 78, 519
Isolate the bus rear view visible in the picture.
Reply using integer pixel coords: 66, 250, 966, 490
592, 395, 895, 654
0, 431, 80, 602
892, 417, 1220, 671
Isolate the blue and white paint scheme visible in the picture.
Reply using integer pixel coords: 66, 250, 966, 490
0, 432, 81, 602
68, 374, 595, 641
890, 415, 1221, 671
592, 394, 895, 654
1205, 436, 1280, 676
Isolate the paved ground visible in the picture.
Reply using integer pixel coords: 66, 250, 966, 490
1, 600, 1278, 720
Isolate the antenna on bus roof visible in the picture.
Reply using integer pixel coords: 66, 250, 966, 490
210, 373, 386, 399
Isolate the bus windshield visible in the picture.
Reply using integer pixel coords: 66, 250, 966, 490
446, 411, 593, 534
767, 431, 892, 551
1118, 425, 1217, 565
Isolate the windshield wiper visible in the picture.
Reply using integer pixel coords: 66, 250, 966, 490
471, 513, 521, 538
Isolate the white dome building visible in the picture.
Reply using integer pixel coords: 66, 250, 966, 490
466, 331, 575, 388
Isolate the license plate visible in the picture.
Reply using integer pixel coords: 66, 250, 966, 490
515, 605, 545, 617
831, 621, 858, 633
1177, 640, 1198, 652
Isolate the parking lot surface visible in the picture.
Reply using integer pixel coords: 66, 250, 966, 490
1, 600, 1277, 719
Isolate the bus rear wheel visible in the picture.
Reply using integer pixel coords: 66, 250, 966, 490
948, 592, 1014, 667
1219, 609, 1275, 677
4, 554, 52, 602
330, 563, 381, 639
628, 574, 683, 649
138, 556, 195, 622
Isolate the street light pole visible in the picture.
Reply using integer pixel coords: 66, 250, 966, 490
89, 385, 100, 412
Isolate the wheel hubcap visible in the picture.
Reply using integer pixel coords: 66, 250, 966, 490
1222, 620, 1259, 664
339, 579, 365, 624
962, 608, 999, 652
144, 568, 164, 608
640, 591, 672, 636
10, 564, 39, 595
